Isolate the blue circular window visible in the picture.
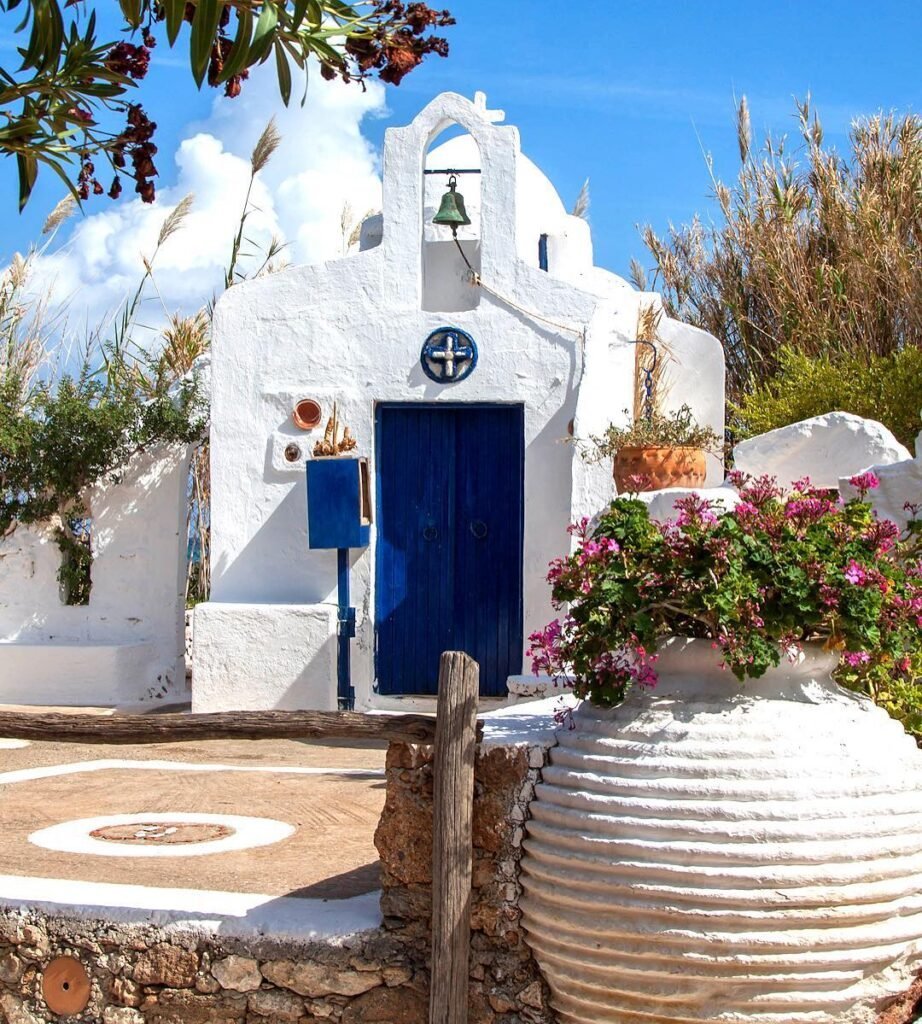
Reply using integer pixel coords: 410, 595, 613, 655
420, 327, 478, 384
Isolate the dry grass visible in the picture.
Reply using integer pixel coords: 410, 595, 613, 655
0, 251, 53, 407
633, 303, 664, 422
642, 99, 922, 403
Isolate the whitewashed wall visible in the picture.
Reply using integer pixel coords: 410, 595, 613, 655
0, 445, 190, 706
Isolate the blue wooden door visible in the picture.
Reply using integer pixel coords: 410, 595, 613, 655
375, 404, 524, 696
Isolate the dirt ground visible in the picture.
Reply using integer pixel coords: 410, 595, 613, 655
0, 712, 387, 900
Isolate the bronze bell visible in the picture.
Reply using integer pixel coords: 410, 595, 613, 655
432, 174, 471, 232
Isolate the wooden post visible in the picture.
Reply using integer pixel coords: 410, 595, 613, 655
430, 650, 479, 1024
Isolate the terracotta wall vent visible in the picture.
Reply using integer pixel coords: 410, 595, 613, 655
293, 399, 322, 430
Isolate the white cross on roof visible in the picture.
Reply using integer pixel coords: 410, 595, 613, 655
473, 91, 505, 124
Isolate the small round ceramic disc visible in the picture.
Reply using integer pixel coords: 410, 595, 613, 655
43, 956, 91, 1015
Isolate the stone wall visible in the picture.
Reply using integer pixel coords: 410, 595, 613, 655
374, 739, 554, 1023
0, 910, 426, 1024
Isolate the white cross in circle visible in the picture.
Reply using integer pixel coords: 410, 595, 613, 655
429, 332, 473, 379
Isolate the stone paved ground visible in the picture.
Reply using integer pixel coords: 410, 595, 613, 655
0, 708, 387, 899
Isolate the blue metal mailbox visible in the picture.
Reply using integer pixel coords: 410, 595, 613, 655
305, 457, 371, 550
304, 456, 371, 711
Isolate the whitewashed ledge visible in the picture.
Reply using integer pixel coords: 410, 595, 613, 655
479, 694, 577, 751
506, 673, 574, 701
0, 876, 381, 943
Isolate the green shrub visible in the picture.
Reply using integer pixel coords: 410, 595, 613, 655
733, 345, 922, 449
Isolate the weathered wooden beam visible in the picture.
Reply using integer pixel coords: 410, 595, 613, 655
429, 650, 479, 1024
0, 709, 444, 746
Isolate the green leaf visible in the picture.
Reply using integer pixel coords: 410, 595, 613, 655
16, 151, 38, 211
306, 35, 343, 64
248, 1, 279, 65
163, 0, 186, 47
117, 0, 143, 29
291, 0, 310, 30
324, 0, 361, 17
190, 0, 225, 88
24, 0, 65, 74
215, 7, 253, 84
274, 40, 291, 105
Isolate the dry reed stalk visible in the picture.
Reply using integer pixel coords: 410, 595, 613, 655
0, 250, 53, 404
251, 117, 281, 174
159, 311, 210, 379
633, 303, 666, 422
642, 99, 922, 403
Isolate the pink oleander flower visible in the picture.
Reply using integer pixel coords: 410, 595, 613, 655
577, 537, 618, 564
546, 557, 566, 585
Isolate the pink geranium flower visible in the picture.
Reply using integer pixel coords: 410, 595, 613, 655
848, 471, 880, 497
844, 560, 869, 586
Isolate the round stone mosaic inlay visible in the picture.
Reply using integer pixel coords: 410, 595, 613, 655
29, 812, 296, 858
90, 821, 235, 845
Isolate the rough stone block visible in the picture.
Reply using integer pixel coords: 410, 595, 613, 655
246, 987, 304, 1020
339, 985, 427, 1024
211, 956, 262, 993
260, 959, 382, 998
133, 945, 198, 988
102, 1008, 144, 1024
734, 412, 911, 489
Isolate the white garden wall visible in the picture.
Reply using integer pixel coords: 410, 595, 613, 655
0, 445, 191, 706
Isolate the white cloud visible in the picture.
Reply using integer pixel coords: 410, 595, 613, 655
27, 65, 387, 351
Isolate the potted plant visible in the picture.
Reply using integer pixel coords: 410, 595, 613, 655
587, 403, 722, 494
520, 474, 922, 1023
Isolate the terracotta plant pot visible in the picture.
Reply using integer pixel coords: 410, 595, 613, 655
613, 445, 707, 493
521, 639, 922, 1024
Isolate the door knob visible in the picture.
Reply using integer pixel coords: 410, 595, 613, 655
470, 520, 488, 540
423, 525, 439, 541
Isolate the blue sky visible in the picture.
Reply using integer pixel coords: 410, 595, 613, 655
3, 0, 921, 319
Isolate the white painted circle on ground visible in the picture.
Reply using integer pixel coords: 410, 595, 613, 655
0, 739, 30, 749
28, 812, 295, 858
